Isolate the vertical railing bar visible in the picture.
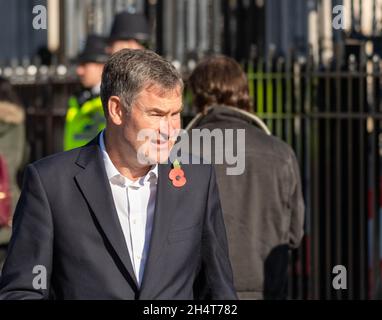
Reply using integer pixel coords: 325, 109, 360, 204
303, 55, 312, 299
335, 60, 342, 300
359, 56, 367, 299
294, 58, 304, 298
347, 63, 354, 300
324, 64, 332, 299
266, 51, 274, 133
286, 53, 293, 145
311, 66, 321, 300
276, 57, 284, 137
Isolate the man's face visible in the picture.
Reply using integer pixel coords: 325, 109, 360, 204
76, 62, 104, 88
107, 40, 145, 54
119, 84, 182, 165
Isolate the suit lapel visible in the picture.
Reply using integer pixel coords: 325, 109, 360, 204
139, 162, 181, 297
74, 142, 139, 292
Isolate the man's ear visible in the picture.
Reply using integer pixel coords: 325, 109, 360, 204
107, 96, 124, 125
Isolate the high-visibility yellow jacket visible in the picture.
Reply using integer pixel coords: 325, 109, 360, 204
63, 93, 105, 151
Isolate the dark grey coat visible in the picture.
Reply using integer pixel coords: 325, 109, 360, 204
187, 105, 305, 299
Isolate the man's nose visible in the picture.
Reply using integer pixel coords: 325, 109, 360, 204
159, 116, 178, 139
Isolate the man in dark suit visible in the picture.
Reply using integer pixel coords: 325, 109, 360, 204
0, 49, 236, 300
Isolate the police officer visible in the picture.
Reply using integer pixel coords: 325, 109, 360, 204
107, 12, 151, 54
64, 35, 109, 151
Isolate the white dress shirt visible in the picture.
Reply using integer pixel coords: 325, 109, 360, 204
99, 131, 158, 286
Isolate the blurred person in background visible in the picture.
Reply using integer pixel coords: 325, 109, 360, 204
107, 12, 151, 54
187, 55, 305, 299
0, 77, 27, 272
64, 35, 109, 151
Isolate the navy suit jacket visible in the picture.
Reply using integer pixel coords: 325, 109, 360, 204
0, 137, 237, 300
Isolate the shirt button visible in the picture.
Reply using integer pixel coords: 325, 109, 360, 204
132, 219, 137, 224
136, 255, 141, 260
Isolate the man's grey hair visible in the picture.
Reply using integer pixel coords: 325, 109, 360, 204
100, 49, 183, 117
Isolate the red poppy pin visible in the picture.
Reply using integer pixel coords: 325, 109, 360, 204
169, 159, 187, 188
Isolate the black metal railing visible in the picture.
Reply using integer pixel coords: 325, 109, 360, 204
245, 47, 382, 299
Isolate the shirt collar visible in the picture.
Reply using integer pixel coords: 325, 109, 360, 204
91, 83, 101, 95
99, 130, 158, 187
